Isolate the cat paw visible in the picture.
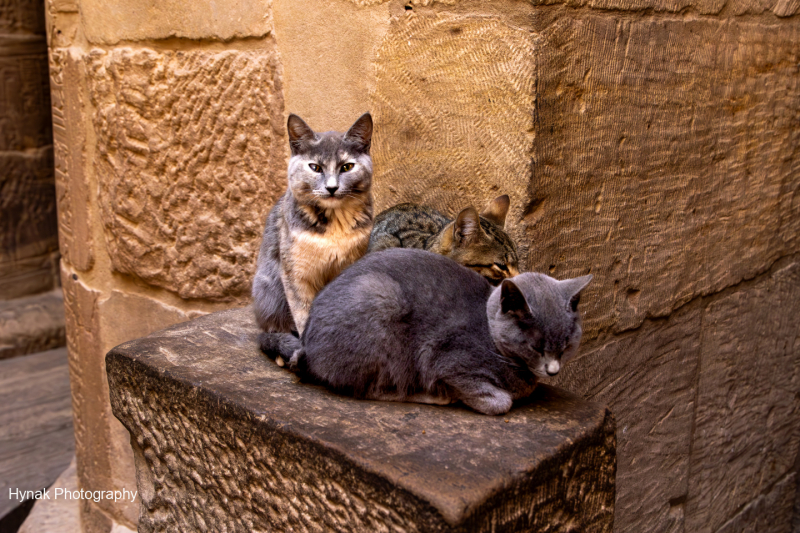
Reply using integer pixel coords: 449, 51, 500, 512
463, 386, 513, 416
287, 348, 305, 371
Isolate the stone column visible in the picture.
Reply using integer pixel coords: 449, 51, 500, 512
44, 0, 288, 530
0, 0, 58, 299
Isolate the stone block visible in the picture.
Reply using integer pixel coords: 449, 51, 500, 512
0, 0, 46, 34
80, 0, 272, 44
49, 47, 93, 272
552, 302, 702, 533
86, 46, 287, 301
370, 10, 536, 229
61, 268, 192, 527
521, 16, 800, 339
685, 260, 800, 532
107, 307, 616, 532
715, 471, 797, 533
0, 35, 51, 151
344, 0, 797, 18
0, 146, 59, 298
0, 289, 65, 359
366, 9, 800, 342
272, 0, 390, 132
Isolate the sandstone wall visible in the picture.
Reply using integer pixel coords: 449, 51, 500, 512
45, 0, 799, 531
1, 0, 59, 300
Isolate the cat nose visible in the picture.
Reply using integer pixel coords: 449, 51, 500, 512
546, 361, 560, 376
326, 185, 338, 196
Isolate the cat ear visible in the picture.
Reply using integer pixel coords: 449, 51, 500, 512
344, 113, 373, 152
501, 279, 531, 319
480, 195, 510, 227
287, 114, 316, 154
453, 207, 483, 245
560, 274, 593, 311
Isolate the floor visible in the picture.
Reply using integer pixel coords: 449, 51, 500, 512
0, 348, 75, 521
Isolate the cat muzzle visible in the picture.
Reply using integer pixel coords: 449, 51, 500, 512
545, 361, 561, 376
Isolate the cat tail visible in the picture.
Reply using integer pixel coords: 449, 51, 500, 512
258, 332, 300, 367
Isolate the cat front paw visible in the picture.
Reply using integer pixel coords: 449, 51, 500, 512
462, 385, 513, 416
287, 348, 305, 372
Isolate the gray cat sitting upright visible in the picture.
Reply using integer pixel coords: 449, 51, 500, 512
252, 113, 374, 350
287, 248, 592, 415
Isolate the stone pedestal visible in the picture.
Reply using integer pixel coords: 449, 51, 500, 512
106, 307, 616, 532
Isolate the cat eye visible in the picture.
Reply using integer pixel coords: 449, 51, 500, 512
494, 263, 509, 272
340, 163, 355, 173
308, 163, 322, 173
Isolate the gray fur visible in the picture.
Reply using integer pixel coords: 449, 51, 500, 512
288, 248, 591, 416
253, 113, 374, 356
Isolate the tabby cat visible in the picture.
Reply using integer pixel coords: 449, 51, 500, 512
288, 248, 592, 415
252, 113, 374, 342
368, 195, 519, 284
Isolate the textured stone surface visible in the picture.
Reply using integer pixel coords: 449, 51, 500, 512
61, 267, 191, 528
50, 47, 93, 272
0, 0, 45, 34
345, 0, 798, 16
552, 302, 702, 533
523, 16, 800, 340
0, 146, 59, 299
0, 289, 65, 359
686, 261, 800, 533
272, 0, 389, 132
87, 47, 287, 301
714, 471, 797, 533
0, 35, 51, 151
370, 11, 536, 227
80, 0, 272, 44
107, 307, 616, 532
0, 348, 74, 519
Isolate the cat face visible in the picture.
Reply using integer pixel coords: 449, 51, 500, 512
487, 272, 592, 378
441, 197, 519, 284
286, 113, 373, 210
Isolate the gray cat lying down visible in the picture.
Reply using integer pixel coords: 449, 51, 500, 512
281, 248, 591, 415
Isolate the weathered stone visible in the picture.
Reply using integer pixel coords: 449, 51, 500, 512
0, 289, 65, 359
60, 268, 111, 505
521, 16, 800, 339
370, 10, 536, 229
685, 260, 800, 532
0, 0, 45, 34
107, 307, 616, 532
272, 0, 390, 131
714, 471, 797, 533
49, 47, 93, 272
0, 35, 51, 151
0, 146, 59, 299
62, 267, 192, 528
552, 302, 701, 533
344, 0, 798, 17
80, 0, 273, 44
97, 290, 190, 525
87, 47, 287, 301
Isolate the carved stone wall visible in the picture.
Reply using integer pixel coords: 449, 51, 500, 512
0, 0, 59, 300
45, 0, 799, 531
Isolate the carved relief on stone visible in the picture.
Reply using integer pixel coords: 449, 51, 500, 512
87, 47, 288, 301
